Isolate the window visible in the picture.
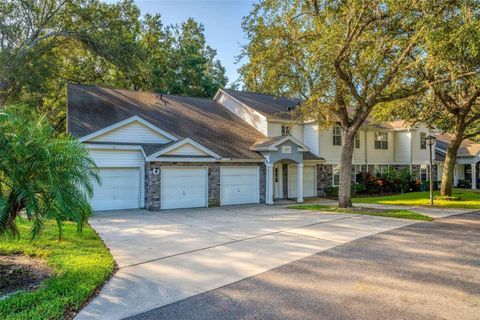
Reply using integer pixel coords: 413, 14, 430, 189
354, 165, 365, 183
355, 134, 360, 149
420, 132, 427, 150
420, 168, 427, 182
281, 124, 292, 136
374, 132, 388, 149
333, 126, 342, 146
333, 165, 341, 186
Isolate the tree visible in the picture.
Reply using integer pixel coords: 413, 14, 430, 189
376, 1, 480, 196
0, 1, 228, 129
170, 18, 228, 97
239, 0, 430, 207
0, 105, 99, 239
422, 2, 480, 196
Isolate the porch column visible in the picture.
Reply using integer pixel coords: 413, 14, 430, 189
266, 162, 274, 204
472, 163, 477, 190
297, 163, 304, 203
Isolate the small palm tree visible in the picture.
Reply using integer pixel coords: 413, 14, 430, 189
0, 105, 99, 239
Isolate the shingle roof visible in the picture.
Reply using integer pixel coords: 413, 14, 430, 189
67, 84, 266, 159
436, 133, 480, 157
222, 89, 301, 120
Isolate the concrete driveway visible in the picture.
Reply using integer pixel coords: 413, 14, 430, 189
128, 212, 480, 320
76, 204, 470, 320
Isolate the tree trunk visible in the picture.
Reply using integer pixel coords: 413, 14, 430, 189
440, 132, 463, 196
338, 132, 355, 208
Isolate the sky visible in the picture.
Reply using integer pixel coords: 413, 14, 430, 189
108, 0, 257, 86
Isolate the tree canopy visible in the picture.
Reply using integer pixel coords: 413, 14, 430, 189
239, 0, 433, 207
0, 0, 227, 129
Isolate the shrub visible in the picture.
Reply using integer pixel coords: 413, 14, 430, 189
0, 105, 99, 239
325, 186, 339, 197
457, 179, 471, 188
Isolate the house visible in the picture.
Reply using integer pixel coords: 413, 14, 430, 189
435, 134, 480, 189
67, 84, 476, 211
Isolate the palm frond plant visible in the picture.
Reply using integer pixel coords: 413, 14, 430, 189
0, 105, 99, 239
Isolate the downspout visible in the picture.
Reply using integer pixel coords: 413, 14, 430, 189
409, 129, 413, 172
364, 128, 368, 170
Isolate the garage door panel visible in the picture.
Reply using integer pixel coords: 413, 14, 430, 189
221, 167, 259, 206
90, 167, 141, 211
161, 167, 207, 210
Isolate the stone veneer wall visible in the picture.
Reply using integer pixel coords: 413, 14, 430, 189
316, 164, 332, 196
146, 162, 266, 210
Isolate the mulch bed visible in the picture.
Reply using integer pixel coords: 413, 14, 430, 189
0, 255, 52, 299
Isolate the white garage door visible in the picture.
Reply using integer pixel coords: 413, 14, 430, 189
90, 167, 141, 211
221, 167, 260, 206
288, 165, 316, 198
161, 167, 208, 210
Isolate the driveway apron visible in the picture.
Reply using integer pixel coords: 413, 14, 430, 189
75, 204, 471, 320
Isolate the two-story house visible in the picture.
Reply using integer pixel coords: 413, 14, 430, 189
67, 84, 479, 211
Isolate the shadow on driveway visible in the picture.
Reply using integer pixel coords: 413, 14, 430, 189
127, 212, 480, 320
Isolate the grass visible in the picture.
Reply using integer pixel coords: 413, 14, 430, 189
353, 188, 480, 209
290, 204, 433, 221
0, 219, 115, 320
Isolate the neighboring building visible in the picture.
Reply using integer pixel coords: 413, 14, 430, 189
67, 84, 477, 212
435, 134, 480, 189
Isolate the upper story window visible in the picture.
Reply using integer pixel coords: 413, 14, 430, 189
355, 133, 360, 149
332, 126, 342, 146
420, 132, 427, 149
374, 132, 388, 150
281, 124, 292, 136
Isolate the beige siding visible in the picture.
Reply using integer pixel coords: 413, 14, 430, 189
352, 129, 366, 164
164, 143, 209, 156
217, 92, 268, 135
267, 122, 303, 141
366, 131, 395, 164
318, 129, 343, 163
303, 123, 320, 156
91, 121, 171, 144
394, 131, 411, 164
411, 123, 433, 164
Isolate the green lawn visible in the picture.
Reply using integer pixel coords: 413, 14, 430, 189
290, 204, 433, 221
353, 189, 480, 209
0, 219, 115, 320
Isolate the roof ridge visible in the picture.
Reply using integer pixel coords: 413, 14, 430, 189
68, 83, 217, 102
223, 88, 301, 101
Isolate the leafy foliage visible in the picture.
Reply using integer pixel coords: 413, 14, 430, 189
0, 105, 98, 239
239, 0, 438, 207
0, 0, 227, 129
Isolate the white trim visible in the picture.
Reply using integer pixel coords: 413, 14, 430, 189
85, 143, 147, 159
215, 88, 268, 120
252, 135, 310, 152
79, 116, 178, 143
147, 138, 221, 160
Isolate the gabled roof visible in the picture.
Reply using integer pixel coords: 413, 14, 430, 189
78, 115, 178, 142
146, 138, 221, 160
67, 84, 266, 160
436, 133, 480, 157
221, 89, 302, 120
251, 135, 310, 151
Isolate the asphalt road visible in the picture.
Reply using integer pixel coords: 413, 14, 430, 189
127, 212, 480, 320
